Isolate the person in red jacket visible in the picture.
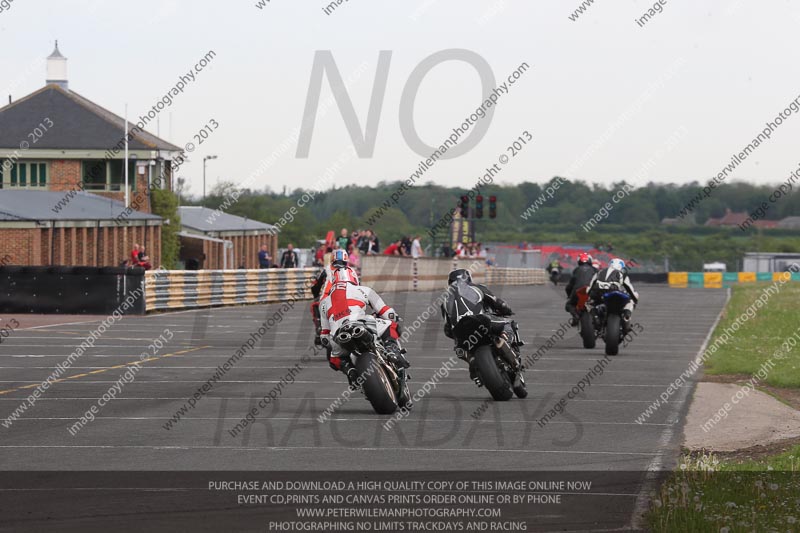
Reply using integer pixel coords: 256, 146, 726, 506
130, 244, 141, 267
383, 240, 402, 256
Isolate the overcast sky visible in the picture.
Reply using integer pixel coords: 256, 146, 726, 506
2, 0, 799, 195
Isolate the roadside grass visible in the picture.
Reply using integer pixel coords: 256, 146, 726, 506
704, 282, 800, 388
647, 449, 800, 532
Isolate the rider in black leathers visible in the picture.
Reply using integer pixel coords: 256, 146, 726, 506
564, 252, 598, 326
441, 269, 522, 383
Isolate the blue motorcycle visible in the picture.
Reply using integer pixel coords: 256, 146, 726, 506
592, 283, 631, 356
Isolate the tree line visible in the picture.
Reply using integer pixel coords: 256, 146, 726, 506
190, 178, 800, 271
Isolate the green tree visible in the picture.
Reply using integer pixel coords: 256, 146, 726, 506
151, 189, 181, 269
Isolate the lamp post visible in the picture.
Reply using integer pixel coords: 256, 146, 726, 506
203, 155, 218, 200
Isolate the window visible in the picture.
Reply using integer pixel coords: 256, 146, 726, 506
1, 161, 48, 189
82, 160, 106, 190
81, 160, 137, 191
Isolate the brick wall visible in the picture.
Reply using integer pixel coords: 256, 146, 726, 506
0, 229, 37, 265
48, 160, 81, 192
0, 224, 161, 267
47, 160, 151, 213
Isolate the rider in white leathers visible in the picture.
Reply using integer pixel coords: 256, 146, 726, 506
319, 254, 407, 385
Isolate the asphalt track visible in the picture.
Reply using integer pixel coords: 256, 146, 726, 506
0, 284, 729, 531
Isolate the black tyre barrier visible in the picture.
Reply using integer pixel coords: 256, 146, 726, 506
0, 266, 146, 315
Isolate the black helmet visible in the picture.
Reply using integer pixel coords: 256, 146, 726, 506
448, 268, 472, 285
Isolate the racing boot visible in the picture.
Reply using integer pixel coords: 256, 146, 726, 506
383, 337, 410, 369
565, 302, 579, 327
340, 359, 360, 390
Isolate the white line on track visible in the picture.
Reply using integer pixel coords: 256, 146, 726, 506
4, 416, 673, 426
0, 380, 679, 387
0, 366, 697, 374
0, 444, 657, 456
0, 397, 662, 403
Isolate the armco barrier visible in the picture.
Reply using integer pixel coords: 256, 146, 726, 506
360, 256, 551, 292
144, 268, 318, 312
363, 258, 668, 292
360, 256, 488, 292
485, 267, 547, 285
0, 266, 145, 315
668, 271, 800, 288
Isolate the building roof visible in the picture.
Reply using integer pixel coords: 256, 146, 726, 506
753, 219, 779, 229
705, 208, 749, 227
778, 216, 800, 228
48, 41, 66, 60
0, 85, 181, 152
179, 206, 277, 233
0, 190, 161, 222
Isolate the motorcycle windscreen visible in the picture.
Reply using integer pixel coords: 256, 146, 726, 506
444, 281, 484, 324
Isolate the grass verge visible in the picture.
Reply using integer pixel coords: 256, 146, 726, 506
647, 449, 800, 532
704, 281, 800, 388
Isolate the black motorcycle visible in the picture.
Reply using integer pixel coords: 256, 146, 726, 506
591, 281, 632, 356
444, 282, 527, 401
334, 321, 411, 414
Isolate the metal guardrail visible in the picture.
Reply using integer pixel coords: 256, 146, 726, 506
144, 268, 319, 312
143, 261, 559, 312
485, 267, 547, 285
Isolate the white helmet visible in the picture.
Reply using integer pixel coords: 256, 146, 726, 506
609, 258, 625, 271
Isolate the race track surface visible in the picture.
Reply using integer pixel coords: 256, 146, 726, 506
0, 284, 728, 531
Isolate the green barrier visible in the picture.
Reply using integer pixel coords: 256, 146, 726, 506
688, 272, 704, 288
670, 271, 800, 288
723, 272, 740, 288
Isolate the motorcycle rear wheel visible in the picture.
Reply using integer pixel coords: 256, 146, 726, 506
356, 352, 399, 414
512, 374, 528, 399
604, 314, 621, 356
580, 312, 596, 349
474, 345, 513, 401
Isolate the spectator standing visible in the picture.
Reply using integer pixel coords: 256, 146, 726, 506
400, 236, 412, 256
314, 243, 325, 266
138, 245, 152, 270
357, 231, 370, 254
348, 246, 361, 274
258, 244, 272, 269
368, 231, 380, 255
130, 244, 141, 267
337, 228, 350, 251
410, 235, 423, 258
383, 240, 402, 256
280, 243, 299, 268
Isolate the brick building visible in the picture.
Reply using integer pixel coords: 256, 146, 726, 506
0, 43, 182, 267
0, 190, 161, 266
178, 206, 277, 270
